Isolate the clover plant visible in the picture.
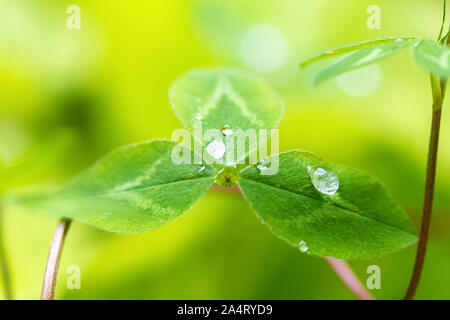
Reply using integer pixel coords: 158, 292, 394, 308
16, 67, 419, 299
3, 0, 449, 303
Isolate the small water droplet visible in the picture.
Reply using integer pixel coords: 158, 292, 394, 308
257, 159, 270, 172
198, 165, 206, 172
393, 38, 407, 48
221, 124, 233, 136
206, 139, 226, 160
195, 114, 203, 120
309, 167, 339, 195
297, 240, 309, 252
325, 50, 334, 54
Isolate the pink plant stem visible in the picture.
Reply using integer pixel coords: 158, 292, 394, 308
325, 256, 375, 300
41, 218, 71, 300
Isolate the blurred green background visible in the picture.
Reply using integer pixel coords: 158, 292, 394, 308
1, 0, 450, 299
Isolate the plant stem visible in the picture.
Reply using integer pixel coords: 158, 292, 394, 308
404, 98, 445, 300
404, 15, 449, 298
0, 200, 13, 300
325, 257, 375, 300
41, 218, 72, 300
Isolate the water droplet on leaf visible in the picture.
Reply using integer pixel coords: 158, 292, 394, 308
198, 165, 206, 172
206, 139, 226, 160
221, 124, 233, 136
195, 114, 203, 120
393, 38, 408, 48
257, 159, 270, 172
297, 240, 309, 252
309, 167, 339, 195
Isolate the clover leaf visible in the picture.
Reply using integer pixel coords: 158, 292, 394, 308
16, 68, 417, 259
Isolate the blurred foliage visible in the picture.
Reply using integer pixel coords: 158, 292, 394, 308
0, 0, 450, 299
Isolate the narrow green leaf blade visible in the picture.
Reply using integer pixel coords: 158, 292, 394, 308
414, 39, 450, 78
239, 151, 417, 259
16, 140, 216, 233
169, 68, 284, 164
313, 39, 415, 86
300, 37, 418, 68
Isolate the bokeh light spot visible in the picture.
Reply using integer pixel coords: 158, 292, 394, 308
335, 64, 382, 97
238, 24, 289, 73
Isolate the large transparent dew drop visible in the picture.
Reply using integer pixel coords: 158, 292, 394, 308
205, 139, 226, 160
309, 167, 339, 195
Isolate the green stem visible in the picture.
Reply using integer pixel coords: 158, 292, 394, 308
41, 218, 72, 300
404, 77, 446, 300
438, 0, 447, 40
0, 199, 12, 300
